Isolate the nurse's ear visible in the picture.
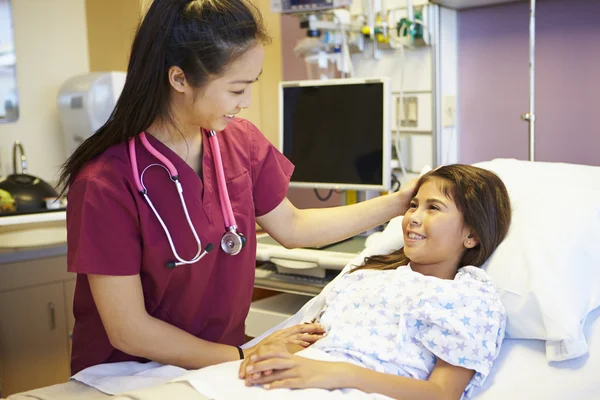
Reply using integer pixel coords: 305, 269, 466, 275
168, 66, 190, 94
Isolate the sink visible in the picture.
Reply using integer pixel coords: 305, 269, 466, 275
0, 220, 66, 248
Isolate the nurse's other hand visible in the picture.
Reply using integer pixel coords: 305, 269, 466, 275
238, 323, 325, 379
256, 322, 325, 350
241, 341, 290, 383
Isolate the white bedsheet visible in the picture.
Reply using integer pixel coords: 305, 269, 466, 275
56, 302, 600, 400
474, 306, 600, 399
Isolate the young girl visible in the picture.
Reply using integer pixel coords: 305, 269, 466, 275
236, 165, 511, 400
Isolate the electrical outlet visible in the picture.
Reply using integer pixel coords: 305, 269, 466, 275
406, 97, 418, 127
442, 95, 456, 128
398, 96, 418, 128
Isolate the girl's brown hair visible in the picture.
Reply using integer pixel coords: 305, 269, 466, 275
353, 164, 511, 273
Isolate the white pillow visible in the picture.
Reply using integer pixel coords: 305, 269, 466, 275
367, 159, 600, 362
474, 159, 600, 362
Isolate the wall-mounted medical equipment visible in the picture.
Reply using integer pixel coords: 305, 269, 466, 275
272, 0, 351, 13
279, 77, 391, 191
289, 2, 431, 57
57, 72, 126, 157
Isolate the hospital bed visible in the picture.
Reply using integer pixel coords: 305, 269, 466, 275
5, 307, 600, 400
5, 158, 600, 400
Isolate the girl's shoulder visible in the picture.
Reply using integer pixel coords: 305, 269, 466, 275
455, 265, 493, 285
454, 266, 506, 315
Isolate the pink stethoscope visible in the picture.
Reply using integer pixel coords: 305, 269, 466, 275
129, 130, 246, 269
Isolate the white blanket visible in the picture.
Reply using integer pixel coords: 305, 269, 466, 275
172, 347, 393, 400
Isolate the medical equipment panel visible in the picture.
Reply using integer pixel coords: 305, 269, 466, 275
271, 0, 351, 14
279, 77, 391, 191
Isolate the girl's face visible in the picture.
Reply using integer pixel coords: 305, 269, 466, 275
173, 42, 265, 132
402, 180, 477, 278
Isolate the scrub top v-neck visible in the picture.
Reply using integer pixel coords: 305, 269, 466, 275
66, 119, 294, 375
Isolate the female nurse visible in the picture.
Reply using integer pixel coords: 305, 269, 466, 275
58, 0, 416, 375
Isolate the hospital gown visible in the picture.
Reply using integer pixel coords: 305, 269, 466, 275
311, 264, 507, 400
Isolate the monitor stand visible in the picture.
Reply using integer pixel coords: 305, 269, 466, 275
256, 235, 366, 254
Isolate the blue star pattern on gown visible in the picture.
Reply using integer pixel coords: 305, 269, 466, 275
311, 264, 507, 400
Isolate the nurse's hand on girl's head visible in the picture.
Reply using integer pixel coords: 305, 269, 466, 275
238, 323, 325, 379
396, 166, 445, 217
395, 177, 419, 216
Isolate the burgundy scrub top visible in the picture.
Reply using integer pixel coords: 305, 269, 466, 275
66, 119, 293, 375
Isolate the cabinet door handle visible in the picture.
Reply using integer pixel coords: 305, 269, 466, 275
48, 302, 56, 330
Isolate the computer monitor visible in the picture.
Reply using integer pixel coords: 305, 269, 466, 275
279, 77, 391, 191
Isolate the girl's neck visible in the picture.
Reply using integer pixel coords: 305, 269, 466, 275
410, 260, 459, 280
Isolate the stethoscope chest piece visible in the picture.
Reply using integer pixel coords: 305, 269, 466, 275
221, 230, 246, 256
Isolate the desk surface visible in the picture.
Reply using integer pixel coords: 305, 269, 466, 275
254, 236, 367, 296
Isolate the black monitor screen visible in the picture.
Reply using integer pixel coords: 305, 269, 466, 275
282, 82, 385, 188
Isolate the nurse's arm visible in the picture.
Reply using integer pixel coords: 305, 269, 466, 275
89, 274, 242, 369
257, 186, 412, 249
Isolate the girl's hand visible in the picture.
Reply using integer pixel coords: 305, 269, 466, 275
238, 323, 325, 379
244, 347, 350, 390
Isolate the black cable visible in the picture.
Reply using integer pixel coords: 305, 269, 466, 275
314, 188, 334, 201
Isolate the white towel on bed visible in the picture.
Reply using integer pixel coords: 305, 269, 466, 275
69, 361, 187, 395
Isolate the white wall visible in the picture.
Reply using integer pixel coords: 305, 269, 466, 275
0, 0, 17, 119
0, 0, 90, 183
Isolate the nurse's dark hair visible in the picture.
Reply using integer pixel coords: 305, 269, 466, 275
352, 165, 512, 273
57, 0, 269, 193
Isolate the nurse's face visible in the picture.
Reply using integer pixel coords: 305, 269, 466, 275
190, 42, 264, 132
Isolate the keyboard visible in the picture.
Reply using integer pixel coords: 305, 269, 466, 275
255, 263, 338, 287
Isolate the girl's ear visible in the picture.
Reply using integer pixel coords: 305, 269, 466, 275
464, 232, 479, 249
